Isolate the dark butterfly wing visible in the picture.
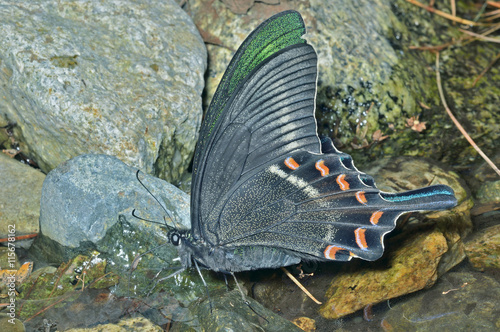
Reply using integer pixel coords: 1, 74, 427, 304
191, 11, 320, 239
192, 10, 457, 263
207, 141, 456, 261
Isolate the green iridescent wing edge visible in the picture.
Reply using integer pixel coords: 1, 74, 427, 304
191, 10, 308, 238
191, 10, 306, 180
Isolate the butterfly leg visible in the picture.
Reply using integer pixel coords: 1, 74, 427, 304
231, 272, 269, 323
193, 259, 213, 312
230, 272, 247, 303
146, 267, 185, 297
223, 273, 230, 291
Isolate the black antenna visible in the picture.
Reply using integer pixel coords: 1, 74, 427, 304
131, 209, 171, 228
133, 169, 176, 229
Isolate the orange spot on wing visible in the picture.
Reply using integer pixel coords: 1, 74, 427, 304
315, 159, 329, 176
355, 228, 368, 250
284, 157, 299, 170
323, 245, 350, 260
356, 191, 367, 204
370, 211, 383, 225
336, 174, 350, 190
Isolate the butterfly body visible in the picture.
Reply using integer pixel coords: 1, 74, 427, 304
167, 11, 457, 273
171, 229, 300, 272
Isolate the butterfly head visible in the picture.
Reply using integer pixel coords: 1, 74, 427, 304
167, 229, 197, 268
168, 229, 187, 246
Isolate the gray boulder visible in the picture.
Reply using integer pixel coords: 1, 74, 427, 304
0, 0, 206, 183
40, 154, 190, 250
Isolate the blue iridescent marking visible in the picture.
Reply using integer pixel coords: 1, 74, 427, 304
381, 188, 453, 203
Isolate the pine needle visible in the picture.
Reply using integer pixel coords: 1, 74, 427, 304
459, 28, 500, 43
471, 52, 500, 87
435, 53, 500, 177
281, 267, 322, 305
406, 0, 490, 26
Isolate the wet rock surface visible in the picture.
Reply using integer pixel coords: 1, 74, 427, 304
171, 290, 303, 332
381, 271, 500, 331
65, 316, 163, 332
465, 224, 500, 271
319, 227, 448, 319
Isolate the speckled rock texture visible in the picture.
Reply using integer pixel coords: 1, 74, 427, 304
65, 316, 163, 332
0, 0, 206, 183
465, 224, 500, 271
319, 228, 448, 319
0, 153, 43, 248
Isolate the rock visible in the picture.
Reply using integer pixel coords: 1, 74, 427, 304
466, 153, 500, 231
18, 255, 121, 329
0, 314, 25, 332
220, 0, 281, 15
381, 272, 500, 331
35, 153, 234, 316
37, 153, 191, 272
36, 154, 226, 303
465, 224, 500, 271
40, 154, 190, 249
221, 0, 255, 14
292, 316, 317, 332
0, 247, 21, 272
0, 153, 43, 248
319, 227, 448, 319
171, 290, 303, 332
64, 315, 162, 332
18, 252, 224, 330
0, 0, 206, 184
475, 180, 500, 206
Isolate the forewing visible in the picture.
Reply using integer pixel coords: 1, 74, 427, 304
191, 11, 320, 240
207, 144, 457, 261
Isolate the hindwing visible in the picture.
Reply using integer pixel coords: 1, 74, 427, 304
203, 140, 456, 261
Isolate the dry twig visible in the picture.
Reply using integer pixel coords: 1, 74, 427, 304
459, 28, 500, 43
471, 52, 500, 87
281, 267, 322, 304
487, 1, 500, 9
406, 0, 490, 26
435, 53, 500, 177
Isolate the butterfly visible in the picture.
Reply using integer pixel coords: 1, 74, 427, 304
160, 10, 457, 275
